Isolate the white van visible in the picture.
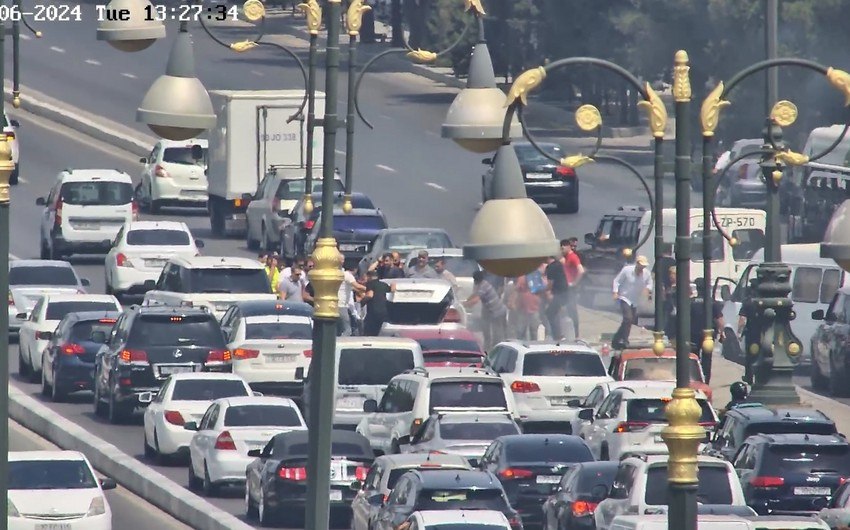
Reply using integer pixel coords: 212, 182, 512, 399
302, 337, 425, 429
718, 243, 846, 367
637, 208, 766, 312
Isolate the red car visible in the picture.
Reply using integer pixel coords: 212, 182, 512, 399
395, 328, 485, 367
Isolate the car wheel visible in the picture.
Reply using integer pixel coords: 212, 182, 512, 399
246, 482, 259, 519
49, 367, 67, 402
202, 463, 220, 497
93, 375, 107, 417
188, 460, 203, 490
811, 358, 829, 390
40, 359, 51, 397
144, 432, 156, 459
29, 358, 41, 384
246, 227, 260, 251
210, 203, 225, 238
18, 349, 30, 377
108, 389, 129, 424
258, 490, 277, 527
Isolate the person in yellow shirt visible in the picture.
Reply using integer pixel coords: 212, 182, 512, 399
263, 253, 280, 295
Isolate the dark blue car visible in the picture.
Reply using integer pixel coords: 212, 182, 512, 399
39, 311, 121, 402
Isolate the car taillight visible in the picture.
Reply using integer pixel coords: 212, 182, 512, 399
303, 349, 313, 358
499, 468, 534, 480
278, 466, 307, 480
233, 348, 260, 360
841, 477, 849, 486
304, 219, 315, 230
154, 164, 169, 178
214, 430, 237, 450
116, 253, 133, 268
61, 343, 86, 355
164, 410, 185, 426
35, 331, 53, 340
206, 349, 232, 363
555, 165, 576, 179
132, 201, 139, 220
510, 380, 541, 393
572, 500, 598, 517
508, 517, 522, 530
54, 198, 63, 227
410, 418, 424, 435
615, 421, 650, 433
355, 466, 369, 480
750, 476, 784, 488
698, 421, 716, 429
119, 349, 148, 363
442, 308, 462, 323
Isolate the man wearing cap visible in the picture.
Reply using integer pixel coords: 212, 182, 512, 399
407, 250, 439, 279
612, 255, 653, 349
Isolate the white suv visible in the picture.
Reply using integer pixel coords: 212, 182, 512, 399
357, 367, 518, 455
138, 139, 208, 213
486, 340, 613, 433
37, 169, 138, 260
4, 112, 20, 185
594, 454, 747, 530
577, 382, 717, 461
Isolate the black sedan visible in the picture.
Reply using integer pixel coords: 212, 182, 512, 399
482, 141, 579, 213
245, 429, 374, 527
542, 461, 618, 530
304, 208, 388, 270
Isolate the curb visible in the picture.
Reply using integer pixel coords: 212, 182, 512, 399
9, 385, 254, 530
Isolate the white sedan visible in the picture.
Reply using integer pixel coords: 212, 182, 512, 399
186, 396, 306, 496
9, 450, 116, 530
141, 372, 254, 462
104, 220, 202, 300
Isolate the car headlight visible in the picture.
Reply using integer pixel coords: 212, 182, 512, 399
86, 496, 106, 517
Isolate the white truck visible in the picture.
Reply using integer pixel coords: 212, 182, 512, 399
206, 89, 326, 237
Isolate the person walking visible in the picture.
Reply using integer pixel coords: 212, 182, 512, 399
362, 269, 394, 336
464, 271, 508, 349
545, 254, 570, 341
612, 255, 653, 349
561, 237, 585, 339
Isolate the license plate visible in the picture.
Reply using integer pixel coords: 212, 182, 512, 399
181, 189, 206, 196
330, 461, 346, 481
393, 290, 434, 301
549, 397, 571, 406
794, 487, 830, 495
265, 354, 297, 363
158, 365, 195, 376
338, 396, 364, 409
145, 259, 166, 267
536, 475, 560, 484
36, 524, 72, 530
339, 244, 363, 252
526, 172, 551, 180
329, 489, 343, 501
74, 223, 98, 230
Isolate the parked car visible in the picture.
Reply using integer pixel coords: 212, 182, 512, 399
542, 461, 619, 530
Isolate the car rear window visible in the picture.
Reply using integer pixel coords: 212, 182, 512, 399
60, 181, 133, 206
645, 465, 732, 505
626, 398, 715, 423
285, 442, 370, 460
821, 269, 843, 304
793, 267, 824, 303
224, 405, 302, 427
129, 315, 225, 347
337, 348, 415, 386
333, 214, 386, 231
162, 146, 207, 166
522, 352, 606, 377
10, 266, 78, 286
762, 444, 850, 475
406, 256, 480, 277
515, 143, 564, 165
171, 379, 249, 401
245, 319, 312, 340
70, 319, 116, 343
416, 338, 482, 353
429, 381, 507, 412
622, 357, 703, 383
186, 268, 270, 294
278, 179, 344, 200
126, 229, 191, 246
10, 459, 97, 490
440, 422, 519, 441
575, 466, 618, 494
385, 232, 453, 250
743, 421, 837, 439
46, 301, 116, 321
416, 488, 508, 511
505, 439, 593, 463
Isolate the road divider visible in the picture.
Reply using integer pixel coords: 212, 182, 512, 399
9, 384, 254, 530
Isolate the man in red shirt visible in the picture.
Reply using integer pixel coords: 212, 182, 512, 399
561, 237, 585, 339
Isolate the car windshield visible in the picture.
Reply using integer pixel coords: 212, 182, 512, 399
439, 421, 519, 440
127, 229, 191, 246
333, 214, 386, 232
763, 445, 850, 474
416, 338, 481, 353
45, 301, 116, 321
575, 466, 619, 494
690, 231, 725, 261
515, 143, 564, 165
244, 318, 312, 340
416, 488, 508, 511
186, 268, 270, 294
170, 379, 249, 401
10, 266, 78, 286
70, 319, 116, 343
743, 421, 837, 439
505, 440, 594, 463
622, 357, 703, 383
60, 181, 133, 206
407, 256, 480, 277
278, 179, 344, 200
223, 405, 302, 427
730, 229, 764, 261
129, 315, 225, 347
644, 465, 732, 505
385, 232, 453, 251
9, 459, 98, 490
429, 381, 507, 412
626, 398, 715, 423
162, 146, 207, 166
522, 352, 606, 377
337, 348, 415, 386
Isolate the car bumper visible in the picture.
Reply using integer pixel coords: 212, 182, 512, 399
750, 496, 830, 515
9, 513, 111, 530
109, 267, 161, 292
518, 407, 579, 434
54, 363, 95, 392
53, 235, 114, 254
333, 412, 366, 430
151, 178, 208, 203
8, 307, 24, 332
525, 180, 575, 201
155, 420, 195, 455
232, 362, 306, 390
206, 452, 254, 484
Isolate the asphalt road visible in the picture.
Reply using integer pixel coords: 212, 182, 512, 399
9, 419, 192, 530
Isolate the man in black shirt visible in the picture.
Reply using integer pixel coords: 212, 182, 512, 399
545, 255, 570, 340
362, 270, 395, 336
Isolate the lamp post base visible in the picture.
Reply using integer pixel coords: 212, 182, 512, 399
747, 366, 800, 405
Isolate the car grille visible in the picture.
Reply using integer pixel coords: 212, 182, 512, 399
21, 512, 86, 520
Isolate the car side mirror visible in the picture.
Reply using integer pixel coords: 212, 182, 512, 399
183, 421, 198, 431
35, 197, 46, 206
720, 285, 731, 301
242, 193, 254, 202
812, 309, 825, 321
295, 367, 306, 380
137, 392, 154, 404
577, 408, 594, 421
143, 279, 157, 290
9, 119, 19, 128
80, 278, 91, 287
90, 331, 108, 343
567, 398, 582, 408
363, 399, 378, 413
139, 157, 147, 164
349, 480, 363, 492
247, 449, 262, 457
481, 157, 492, 165
253, 391, 264, 397
195, 239, 205, 249
99, 477, 117, 491
584, 232, 595, 245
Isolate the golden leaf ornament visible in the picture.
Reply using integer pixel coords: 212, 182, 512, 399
298, 0, 323, 35
672, 50, 691, 102
464, 0, 486, 15
560, 155, 593, 169
575, 105, 602, 132
637, 83, 668, 138
827, 67, 850, 106
242, 0, 265, 22
407, 49, 437, 63
775, 150, 810, 167
230, 40, 258, 53
770, 100, 798, 127
700, 82, 730, 137
346, 0, 371, 36
505, 67, 547, 107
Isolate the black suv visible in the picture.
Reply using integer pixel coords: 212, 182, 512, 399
93, 306, 231, 424
40, 311, 121, 402
707, 404, 836, 461
304, 207, 388, 269
732, 433, 850, 515
280, 191, 376, 259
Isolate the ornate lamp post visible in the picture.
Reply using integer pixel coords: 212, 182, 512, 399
700, 60, 850, 404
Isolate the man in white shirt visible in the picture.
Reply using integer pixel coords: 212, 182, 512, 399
338, 267, 365, 336
612, 255, 653, 349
